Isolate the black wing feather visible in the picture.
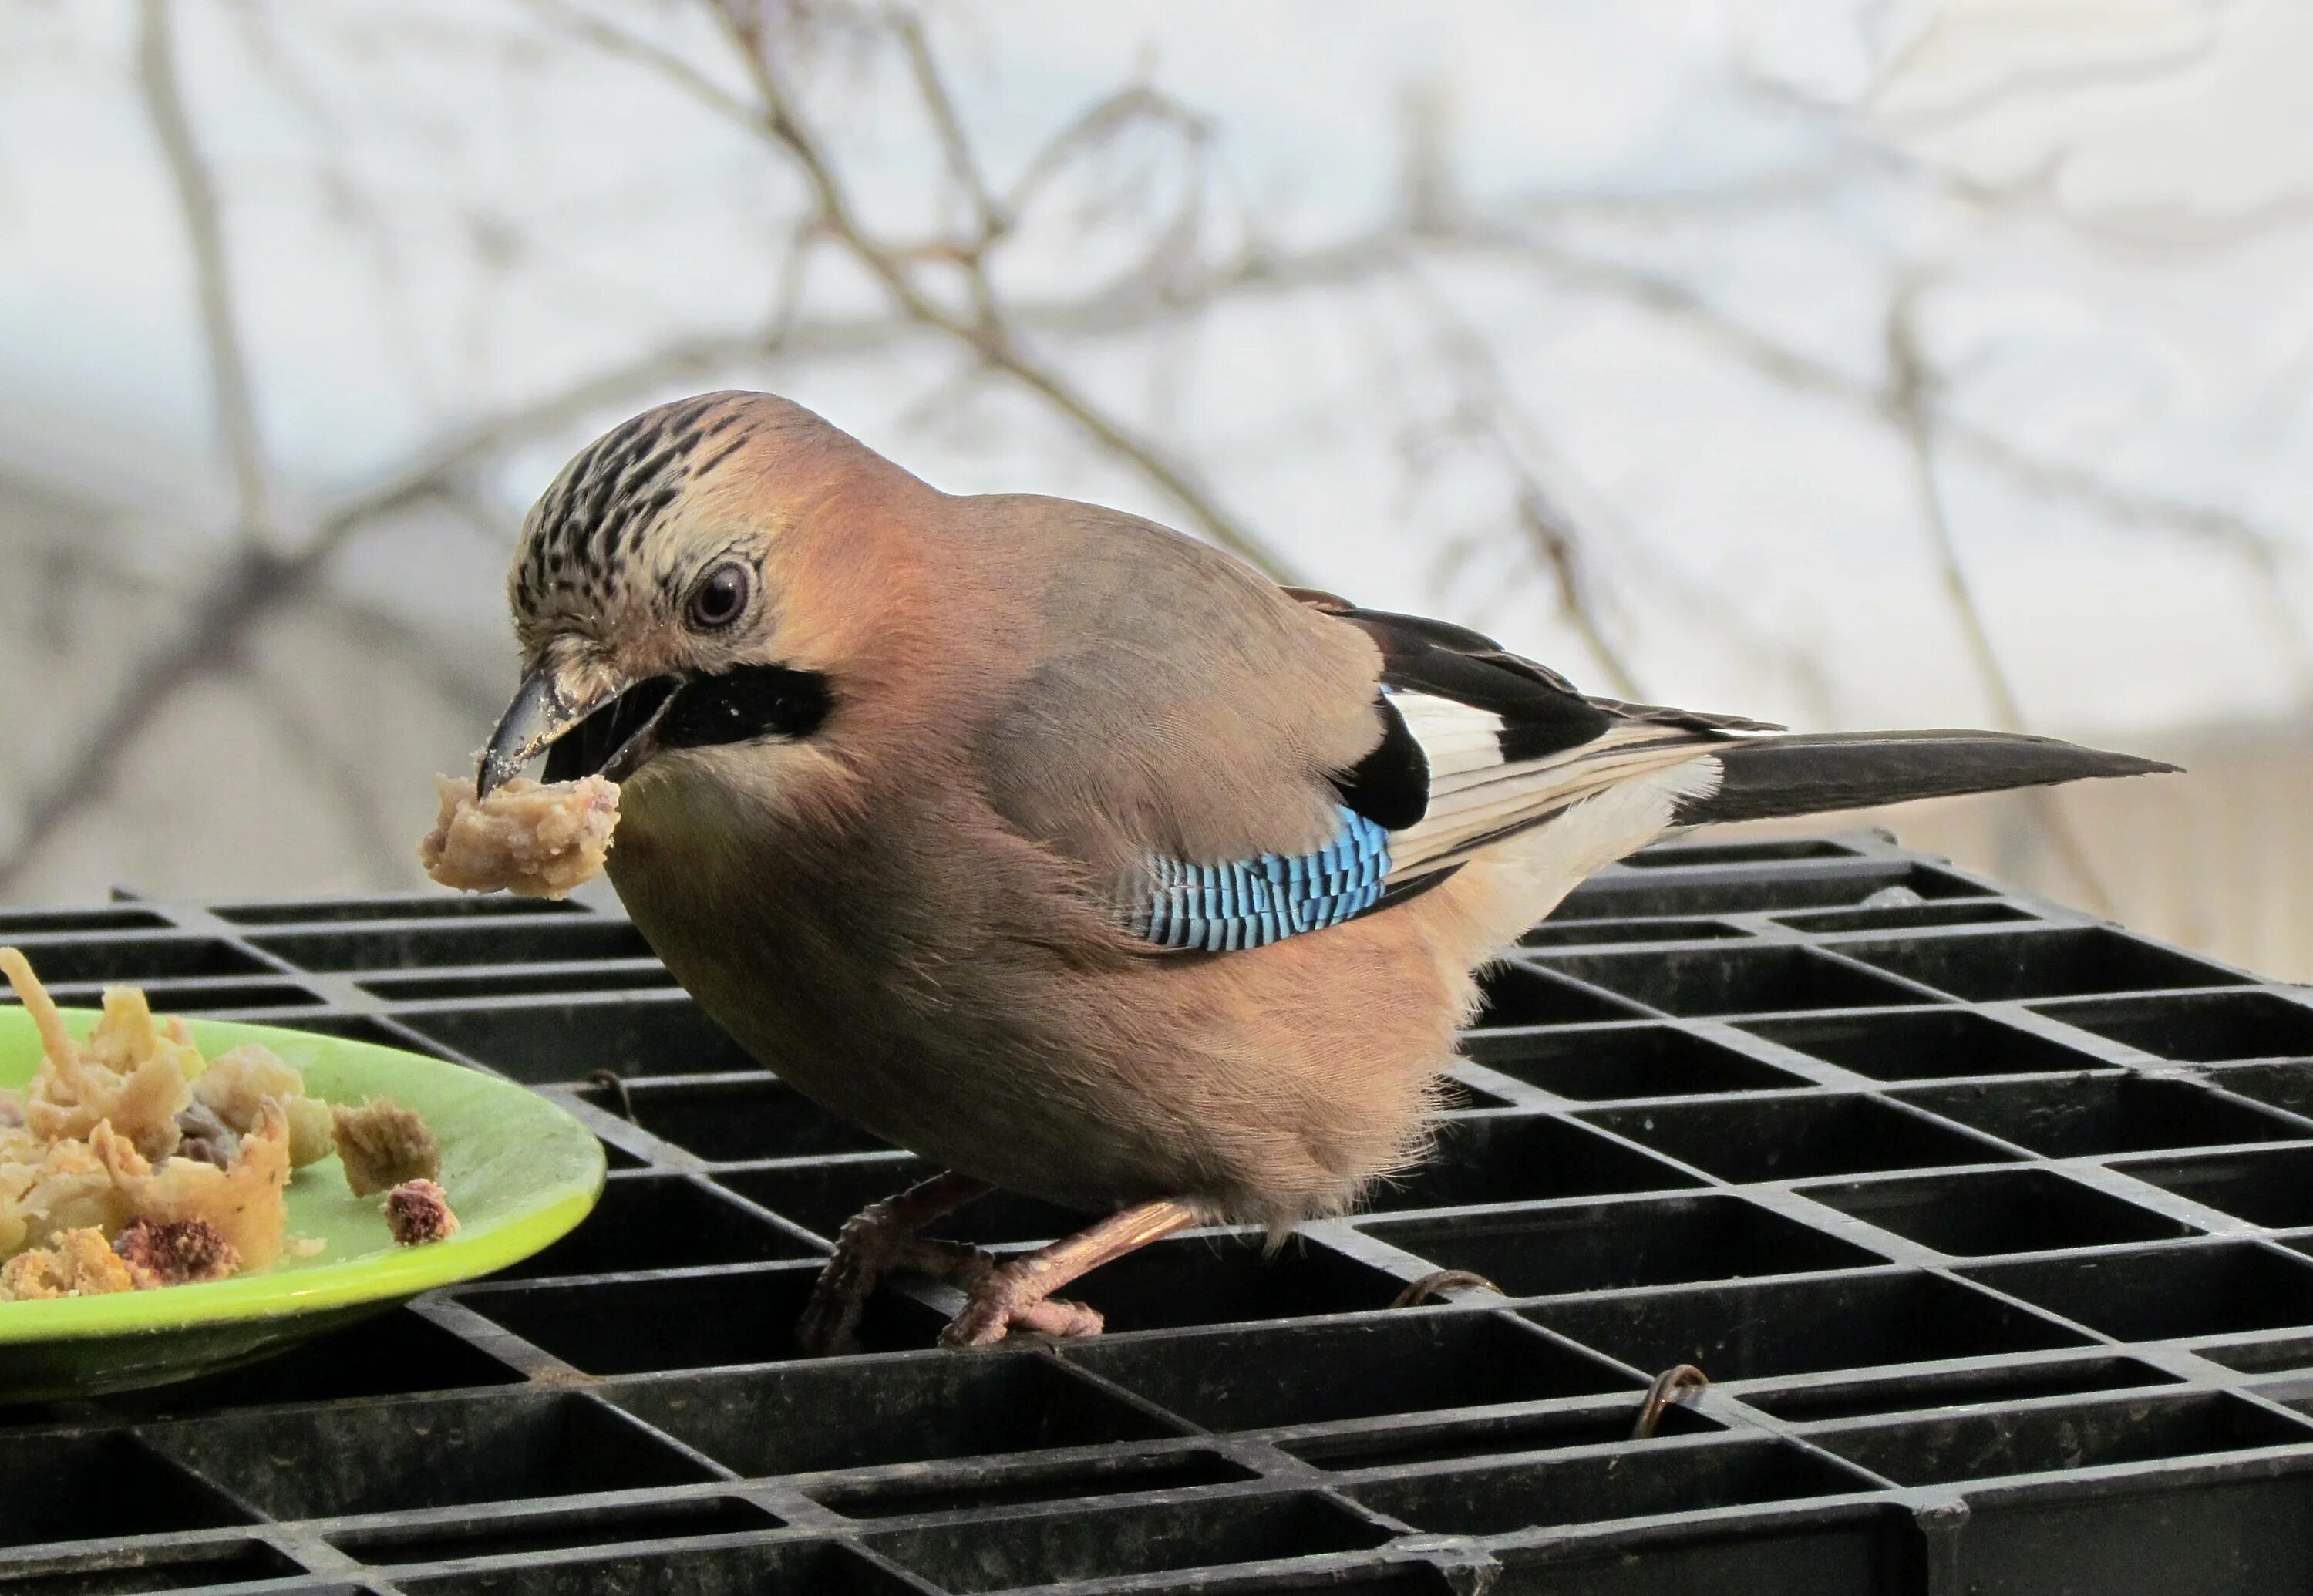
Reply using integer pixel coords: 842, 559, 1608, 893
1330, 605, 1612, 753
1301, 597, 1628, 831
1332, 695, 1429, 828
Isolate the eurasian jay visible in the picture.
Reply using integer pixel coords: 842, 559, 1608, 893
470, 390, 2175, 1349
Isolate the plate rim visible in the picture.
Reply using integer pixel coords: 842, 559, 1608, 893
0, 1009, 607, 1345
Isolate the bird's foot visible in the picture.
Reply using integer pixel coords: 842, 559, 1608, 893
801, 1221, 1003, 1354
796, 1173, 992, 1355
797, 1208, 896, 1357
938, 1257, 1105, 1348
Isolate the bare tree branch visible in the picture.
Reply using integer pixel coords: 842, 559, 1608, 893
1887, 286, 2116, 914
0, 324, 800, 895
1493, 225, 2313, 689
518, 0, 759, 124
243, 666, 409, 880
1515, 485, 1645, 699
1395, 264, 1647, 695
890, 6, 1004, 245
1002, 82, 1210, 226
136, 0, 271, 542
1887, 285, 2032, 733
12, 3, 2291, 918
0, 210, 1410, 894
675, 1, 1304, 580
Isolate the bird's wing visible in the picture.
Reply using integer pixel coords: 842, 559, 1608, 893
1116, 589, 1775, 951
968, 506, 1406, 943
972, 517, 1768, 955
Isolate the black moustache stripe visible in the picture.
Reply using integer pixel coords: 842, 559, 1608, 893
658, 665, 833, 753
543, 665, 833, 783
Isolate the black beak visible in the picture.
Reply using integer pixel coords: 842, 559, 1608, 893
477, 668, 680, 799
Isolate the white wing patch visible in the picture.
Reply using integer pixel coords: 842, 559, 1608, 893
1382, 690, 1725, 880
1387, 692, 1504, 780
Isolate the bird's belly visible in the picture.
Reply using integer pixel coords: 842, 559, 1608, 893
746, 1022, 1170, 1208
620, 934, 1172, 1208
609, 839, 1464, 1224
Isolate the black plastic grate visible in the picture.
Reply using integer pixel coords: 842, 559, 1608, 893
8, 832, 2313, 1593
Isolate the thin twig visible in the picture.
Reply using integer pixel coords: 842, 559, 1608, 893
137, 0, 271, 543
1515, 485, 1645, 699
890, 7, 1004, 244
519, 0, 759, 124
1887, 290, 2032, 734
692, 2, 1301, 579
584, 1069, 638, 1121
1498, 224, 2311, 685
887, 5, 1002, 330
1002, 82, 1209, 224
1399, 264, 1646, 695
1389, 1269, 1499, 1308
1887, 288, 2116, 914
244, 668, 409, 879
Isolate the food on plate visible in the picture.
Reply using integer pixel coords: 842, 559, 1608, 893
418, 773, 618, 898
0, 1133, 125, 1257
382, 1178, 460, 1244
0, 950, 460, 1301
15, 972, 200, 1163
332, 1096, 442, 1197
0, 1226, 134, 1300
91, 1106, 291, 1269
112, 1216, 241, 1288
191, 1045, 335, 1168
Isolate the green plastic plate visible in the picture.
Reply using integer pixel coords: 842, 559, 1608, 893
0, 1008, 604, 1402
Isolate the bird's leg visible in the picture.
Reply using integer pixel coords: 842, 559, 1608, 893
798, 1170, 992, 1355
939, 1198, 1202, 1348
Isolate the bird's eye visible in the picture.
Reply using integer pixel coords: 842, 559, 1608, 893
686, 561, 752, 630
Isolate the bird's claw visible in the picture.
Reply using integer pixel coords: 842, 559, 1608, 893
800, 1212, 1003, 1355
797, 1210, 891, 1356
936, 1258, 1104, 1347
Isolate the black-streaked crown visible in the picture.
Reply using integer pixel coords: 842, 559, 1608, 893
511, 392, 760, 623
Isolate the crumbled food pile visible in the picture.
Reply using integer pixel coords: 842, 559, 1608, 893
383, 1178, 460, 1245
0, 949, 460, 1302
418, 773, 618, 898
332, 1096, 441, 1197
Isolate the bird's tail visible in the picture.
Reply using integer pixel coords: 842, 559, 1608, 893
1672, 729, 2180, 827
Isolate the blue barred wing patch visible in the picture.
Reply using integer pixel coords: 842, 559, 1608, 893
1129, 806, 1392, 951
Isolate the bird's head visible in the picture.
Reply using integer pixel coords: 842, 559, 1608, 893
478, 391, 876, 800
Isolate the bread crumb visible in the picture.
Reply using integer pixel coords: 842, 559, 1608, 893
383, 1178, 459, 1244
418, 774, 618, 899
112, 1217, 241, 1288
332, 1096, 443, 1198
0, 1226, 136, 1300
